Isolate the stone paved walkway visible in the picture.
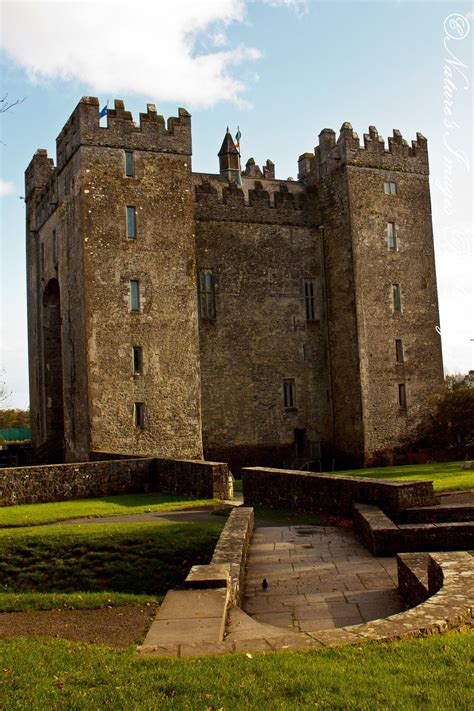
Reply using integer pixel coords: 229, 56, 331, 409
243, 525, 404, 633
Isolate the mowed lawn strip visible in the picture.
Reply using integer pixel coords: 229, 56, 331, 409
334, 460, 473, 492
0, 492, 223, 527
1, 632, 472, 710
0, 520, 223, 611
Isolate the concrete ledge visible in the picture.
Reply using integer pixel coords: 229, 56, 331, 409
241, 467, 436, 518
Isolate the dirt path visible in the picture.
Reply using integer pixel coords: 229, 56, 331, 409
0, 604, 159, 647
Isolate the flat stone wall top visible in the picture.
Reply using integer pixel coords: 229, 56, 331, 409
241, 466, 436, 517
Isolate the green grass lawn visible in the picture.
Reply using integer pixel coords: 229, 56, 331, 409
236, 461, 473, 493
0, 520, 223, 612
334, 460, 473, 492
0, 632, 472, 710
0, 492, 222, 527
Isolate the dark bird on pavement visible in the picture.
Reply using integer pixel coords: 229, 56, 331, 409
262, 578, 268, 590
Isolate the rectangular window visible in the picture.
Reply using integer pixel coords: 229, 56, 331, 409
134, 402, 145, 428
125, 151, 134, 177
384, 181, 397, 194
395, 339, 404, 363
398, 383, 407, 410
127, 206, 136, 239
52, 230, 57, 262
392, 283, 401, 311
132, 346, 143, 375
283, 379, 296, 410
199, 269, 216, 319
130, 279, 140, 312
387, 222, 397, 250
304, 278, 316, 321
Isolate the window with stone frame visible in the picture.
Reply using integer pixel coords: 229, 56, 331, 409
132, 346, 143, 375
304, 278, 317, 321
283, 379, 297, 410
395, 339, 404, 363
125, 151, 134, 177
398, 383, 407, 410
199, 269, 216, 319
127, 206, 137, 239
130, 279, 140, 312
134, 401, 146, 428
387, 221, 397, 250
392, 283, 401, 311
384, 181, 397, 195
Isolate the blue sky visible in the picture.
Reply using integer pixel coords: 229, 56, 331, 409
1, 0, 472, 408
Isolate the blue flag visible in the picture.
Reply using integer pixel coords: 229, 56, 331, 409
99, 101, 108, 119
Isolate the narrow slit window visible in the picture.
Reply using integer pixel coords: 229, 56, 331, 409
134, 402, 145, 428
52, 230, 57, 262
199, 269, 216, 319
132, 346, 143, 375
398, 383, 407, 410
392, 283, 401, 311
130, 279, 140, 312
125, 151, 134, 177
395, 339, 404, 363
283, 379, 296, 410
127, 206, 136, 239
384, 181, 397, 194
304, 278, 316, 321
387, 222, 397, 250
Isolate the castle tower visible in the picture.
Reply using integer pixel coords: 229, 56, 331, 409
300, 123, 444, 466
26, 97, 203, 462
218, 129, 240, 181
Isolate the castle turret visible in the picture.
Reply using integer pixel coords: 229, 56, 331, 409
218, 128, 240, 180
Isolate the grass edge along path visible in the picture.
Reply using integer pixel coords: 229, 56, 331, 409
0, 591, 161, 613
0, 631, 472, 710
0, 492, 223, 528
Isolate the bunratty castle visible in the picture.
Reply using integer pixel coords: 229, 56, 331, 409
25, 97, 444, 471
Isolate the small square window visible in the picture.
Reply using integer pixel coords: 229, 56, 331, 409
130, 279, 140, 312
132, 346, 143, 375
134, 402, 145, 428
387, 222, 397, 250
304, 278, 317, 321
398, 383, 407, 410
199, 269, 216, 319
395, 339, 404, 363
283, 379, 296, 410
392, 283, 401, 311
125, 151, 134, 177
384, 181, 397, 195
127, 206, 136, 239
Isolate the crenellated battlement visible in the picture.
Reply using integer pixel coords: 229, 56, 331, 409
244, 158, 275, 180
299, 123, 429, 180
193, 174, 311, 225
55, 97, 192, 171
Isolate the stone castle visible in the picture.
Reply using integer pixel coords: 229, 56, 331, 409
25, 97, 444, 470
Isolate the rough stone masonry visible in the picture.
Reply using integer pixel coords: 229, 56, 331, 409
25, 98, 443, 469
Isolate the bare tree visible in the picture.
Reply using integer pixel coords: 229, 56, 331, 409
0, 370, 12, 407
0, 93, 26, 113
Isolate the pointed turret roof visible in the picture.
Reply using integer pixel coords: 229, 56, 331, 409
218, 129, 239, 157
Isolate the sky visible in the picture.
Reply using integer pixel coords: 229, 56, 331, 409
0, 0, 473, 408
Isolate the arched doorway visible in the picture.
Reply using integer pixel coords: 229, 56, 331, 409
42, 278, 65, 458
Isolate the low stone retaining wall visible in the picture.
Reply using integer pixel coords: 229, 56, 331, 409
186, 507, 254, 606
0, 456, 233, 506
241, 467, 436, 518
353, 502, 474, 555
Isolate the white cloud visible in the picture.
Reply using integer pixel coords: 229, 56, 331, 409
0, 180, 15, 196
262, 0, 309, 16
0, 0, 262, 109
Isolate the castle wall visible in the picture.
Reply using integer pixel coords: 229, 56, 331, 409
347, 165, 444, 461
77, 102, 202, 459
194, 175, 332, 470
25, 150, 90, 462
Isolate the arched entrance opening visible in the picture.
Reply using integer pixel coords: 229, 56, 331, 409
42, 278, 65, 459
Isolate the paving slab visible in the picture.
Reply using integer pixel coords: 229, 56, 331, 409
243, 524, 403, 633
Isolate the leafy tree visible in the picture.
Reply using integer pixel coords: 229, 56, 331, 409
0, 409, 30, 429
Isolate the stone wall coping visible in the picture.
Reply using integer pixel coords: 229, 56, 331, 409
243, 466, 431, 489
0, 457, 153, 474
